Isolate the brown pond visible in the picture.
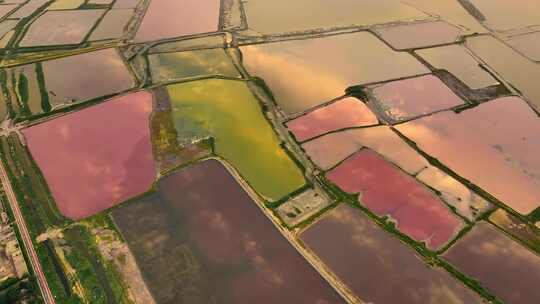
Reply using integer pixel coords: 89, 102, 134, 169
301, 204, 483, 304
242, 0, 427, 35
416, 45, 499, 90
505, 31, 540, 62
327, 149, 464, 250
23, 91, 155, 219
113, 0, 140, 9
112, 159, 343, 304
89, 9, 134, 41
9, 0, 48, 19
19, 10, 105, 47
1, 48, 134, 118
0, 4, 17, 19
396, 96, 540, 215
374, 21, 461, 50
466, 0, 540, 32
444, 222, 540, 304
41, 48, 135, 106
466, 35, 540, 111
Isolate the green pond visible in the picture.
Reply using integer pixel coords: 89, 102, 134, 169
149, 48, 240, 83
165, 79, 305, 201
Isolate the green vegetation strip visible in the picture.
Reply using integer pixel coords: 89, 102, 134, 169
62, 226, 115, 303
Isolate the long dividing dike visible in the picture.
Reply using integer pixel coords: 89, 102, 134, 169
0, 161, 55, 304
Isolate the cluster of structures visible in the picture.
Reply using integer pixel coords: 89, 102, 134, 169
0, 193, 27, 283
0, 0, 539, 303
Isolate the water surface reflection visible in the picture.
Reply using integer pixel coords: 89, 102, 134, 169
327, 150, 464, 250
444, 222, 540, 304
23, 91, 155, 219
240, 32, 429, 114
397, 96, 540, 215
302, 204, 482, 303
113, 160, 343, 304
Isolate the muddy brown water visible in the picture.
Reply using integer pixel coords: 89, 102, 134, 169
19, 10, 105, 47
374, 21, 461, 50
444, 222, 540, 304
113, 160, 343, 304
2, 48, 135, 118
301, 204, 483, 304
89, 9, 135, 41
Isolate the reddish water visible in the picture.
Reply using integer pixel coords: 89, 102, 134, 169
369, 74, 464, 121
444, 222, 540, 304
301, 204, 483, 304
327, 150, 463, 250
286, 97, 378, 142
397, 96, 540, 215
113, 160, 343, 303
23, 91, 156, 219
134, 0, 220, 42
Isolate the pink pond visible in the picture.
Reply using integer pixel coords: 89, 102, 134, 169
286, 97, 378, 142
134, 0, 221, 42
369, 75, 464, 122
23, 91, 156, 220
397, 96, 540, 215
327, 149, 463, 250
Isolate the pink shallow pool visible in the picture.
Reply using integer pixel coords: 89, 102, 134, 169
134, 0, 220, 42
23, 91, 156, 219
397, 96, 540, 215
286, 97, 378, 141
327, 149, 463, 250
369, 74, 464, 121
